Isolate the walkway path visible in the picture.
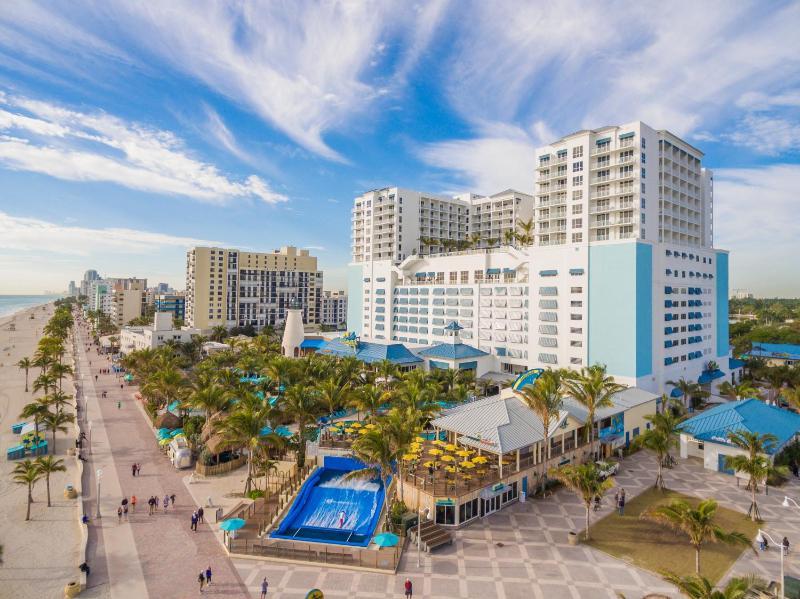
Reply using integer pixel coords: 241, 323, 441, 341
76, 322, 248, 598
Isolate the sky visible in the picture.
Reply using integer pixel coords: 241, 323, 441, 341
1, 1, 799, 297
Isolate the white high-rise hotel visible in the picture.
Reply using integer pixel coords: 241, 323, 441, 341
347, 122, 730, 394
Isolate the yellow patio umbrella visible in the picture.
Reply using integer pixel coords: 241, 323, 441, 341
350, 422, 362, 428
440, 454, 455, 462
472, 455, 488, 464
432, 439, 446, 446
415, 436, 426, 443
422, 461, 435, 468
460, 461, 475, 469
444, 444, 458, 452
456, 449, 472, 458
365, 423, 377, 429
462, 474, 473, 481
344, 427, 354, 434
402, 453, 418, 461
429, 448, 443, 456
359, 427, 370, 435
445, 466, 456, 473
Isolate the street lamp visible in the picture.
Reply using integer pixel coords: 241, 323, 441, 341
87, 421, 92, 456
757, 529, 785, 599
417, 507, 430, 568
95, 468, 103, 519
782, 496, 800, 509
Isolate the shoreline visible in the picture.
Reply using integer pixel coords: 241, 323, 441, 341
0, 297, 62, 323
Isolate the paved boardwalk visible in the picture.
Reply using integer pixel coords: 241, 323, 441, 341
234, 450, 800, 598
76, 323, 248, 598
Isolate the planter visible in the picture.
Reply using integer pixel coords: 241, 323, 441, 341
567, 531, 579, 546
64, 484, 77, 499
64, 581, 81, 597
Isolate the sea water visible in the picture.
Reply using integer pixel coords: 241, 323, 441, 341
0, 295, 60, 319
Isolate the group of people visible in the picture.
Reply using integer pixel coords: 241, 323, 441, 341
593, 488, 626, 514
759, 534, 791, 555
146, 494, 175, 515
131, 463, 142, 476
197, 566, 213, 593
190, 507, 205, 531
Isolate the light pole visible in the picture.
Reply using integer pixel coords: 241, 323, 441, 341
757, 529, 784, 599
417, 507, 429, 568
87, 421, 92, 456
95, 468, 103, 519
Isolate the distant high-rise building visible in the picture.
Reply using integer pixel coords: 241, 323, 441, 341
156, 282, 170, 293
80, 269, 101, 297
185, 246, 322, 332
67, 281, 77, 297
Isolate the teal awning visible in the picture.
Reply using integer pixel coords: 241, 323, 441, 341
596, 137, 611, 145
539, 269, 558, 277
619, 132, 635, 139
486, 268, 501, 275
569, 268, 584, 275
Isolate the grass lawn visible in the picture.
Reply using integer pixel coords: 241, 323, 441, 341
586, 488, 760, 583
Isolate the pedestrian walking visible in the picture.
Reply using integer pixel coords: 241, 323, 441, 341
618, 490, 626, 516
94, 374, 98, 382
198, 571, 205, 593
131, 495, 137, 513
170, 493, 176, 505
123, 504, 128, 520
117, 401, 121, 409
260, 578, 268, 598
163, 494, 170, 512
120, 383, 123, 390
784, 536, 791, 556
136, 463, 141, 476
131, 464, 136, 476
148, 496, 155, 516
117, 506, 122, 523
191, 512, 198, 531
404, 578, 413, 598
205, 566, 212, 585
198, 506, 205, 523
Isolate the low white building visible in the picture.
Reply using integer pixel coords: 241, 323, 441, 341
119, 312, 200, 355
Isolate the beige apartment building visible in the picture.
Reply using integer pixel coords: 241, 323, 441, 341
108, 277, 148, 327
186, 246, 322, 332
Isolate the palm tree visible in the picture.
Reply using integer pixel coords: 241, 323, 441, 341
17, 357, 32, 392
763, 367, 790, 403
49, 362, 73, 392
642, 498, 754, 574
374, 359, 397, 390
187, 383, 228, 425
12, 460, 43, 521
516, 369, 564, 494
724, 431, 788, 521
32, 372, 57, 396
282, 385, 323, 467
315, 377, 351, 421
19, 397, 52, 435
661, 572, 768, 599
35, 456, 66, 507
210, 325, 229, 343
515, 217, 535, 246
380, 408, 418, 503
717, 381, 760, 401
503, 229, 516, 246
632, 411, 680, 489
563, 365, 626, 459
549, 463, 613, 540
347, 427, 400, 517
47, 391, 72, 416
352, 385, 387, 421
216, 398, 271, 495
667, 378, 708, 409
42, 410, 74, 453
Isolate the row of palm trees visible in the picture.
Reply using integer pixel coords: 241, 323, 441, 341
417, 218, 536, 255
13, 301, 76, 521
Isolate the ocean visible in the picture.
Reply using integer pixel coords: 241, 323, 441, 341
0, 295, 62, 319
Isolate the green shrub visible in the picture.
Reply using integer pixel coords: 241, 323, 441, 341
390, 500, 408, 525
247, 489, 265, 500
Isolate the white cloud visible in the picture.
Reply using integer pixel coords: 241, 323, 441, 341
1, 1, 450, 161
714, 164, 800, 295
0, 94, 287, 204
725, 114, 800, 155
0, 211, 223, 256
736, 90, 800, 110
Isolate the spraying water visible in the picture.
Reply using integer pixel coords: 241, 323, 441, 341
300, 473, 380, 532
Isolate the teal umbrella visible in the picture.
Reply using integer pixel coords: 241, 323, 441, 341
372, 532, 399, 547
219, 518, 246, 532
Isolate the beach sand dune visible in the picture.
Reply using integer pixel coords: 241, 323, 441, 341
0, 303, 83, 598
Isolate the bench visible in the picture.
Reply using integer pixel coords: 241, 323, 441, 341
7, 445, 26, 460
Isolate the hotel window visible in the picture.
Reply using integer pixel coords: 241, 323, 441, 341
572, 232, 583, 243
461, 271, 469, 284
570, 357, 583, 365
570, 327, 583, 334
449, 272, 458, 284
572, 218, 582, 229
570, 314, 583, 320
570, 340, 583, 347
572, 161, 583, 172
572, 204, 583, 215
571, 287, 583, 294
572, 146, 584, 158
572, 190, 583, 201
572, 175, 583, 186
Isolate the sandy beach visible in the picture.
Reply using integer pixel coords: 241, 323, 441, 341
0, 303, 83, 598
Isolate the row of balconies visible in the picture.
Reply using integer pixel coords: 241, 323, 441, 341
590, 184, 635, 200
590, 170, 635, 185
590, 215, 637, 228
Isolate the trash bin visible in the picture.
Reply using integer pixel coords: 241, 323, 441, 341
568, 531, 579, 546
400, 512, 419, 534
64, 484, 77, 499
520, 491, 526, 503
64, 581, 81, 597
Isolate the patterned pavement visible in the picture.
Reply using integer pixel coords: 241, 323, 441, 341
233, 451, 800, 599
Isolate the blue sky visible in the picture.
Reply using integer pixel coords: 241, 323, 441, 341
1, 1, 799, 296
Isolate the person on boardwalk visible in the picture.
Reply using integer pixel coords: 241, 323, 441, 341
617, 489, 626, 516
131, 495, 137, 513
154, 495, 160, 510
198, 571, 205, 593
131, 464, 136, 477
148, 496, 155, 516
117, 506, 122, 523
205, 566, 212, 585
404, 578, 413, 598
191, 511, 198, 531
170, 493, 176, 506
123, 504, 128, 520
117, 400, 121, 409
136, 463, 141, 476
163, 494, 170, 512
197, 506, 204, 524
260, 578, 268, 598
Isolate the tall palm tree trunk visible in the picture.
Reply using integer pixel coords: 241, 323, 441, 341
656, 458, 664, 490
46, 474, 52, 507
750, 480, 759, 522
584, 505, 591, 541
26, 485, 32, 521
695, 546, 701, 574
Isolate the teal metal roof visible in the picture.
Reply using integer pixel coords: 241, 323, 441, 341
300, 338, 327, 349
418, 342, 488, 360
729, 358, 746, 370
678, 399, 800, 454
745, 343, 800, 361
318, 338, 422, 365
698, 369, 725, 384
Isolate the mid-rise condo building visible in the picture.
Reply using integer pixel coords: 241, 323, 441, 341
185, 246, 323, 332
320, 291, 348, 328
347, 121, 730, 395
